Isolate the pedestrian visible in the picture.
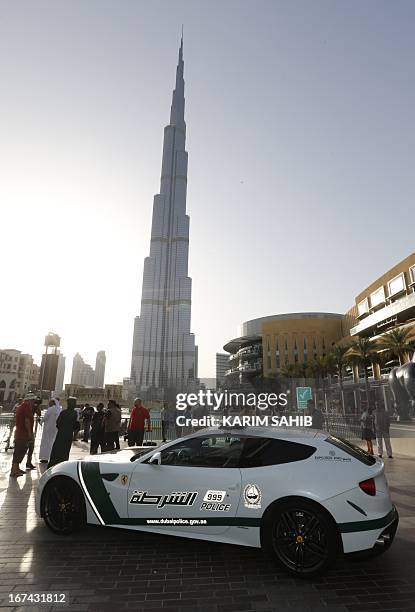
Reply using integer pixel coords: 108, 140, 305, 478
81, 403, 94, 442
26, 398, 42, 469
160, 402, 167, 442
182, 405, 192, 435
73, 403, 81, 441
127, 398, 151, 447
39, 398, 61, 463
6, 397, 22, 451
164, 404, 175, 440
375, 402, 393, 459
174, 405, 183, 439
103, 400, 122, 451
361, 405, 376, 455
90, 403, 105, 454
48, 397, 79, 468
311, 405, 325, 430
10, 393, 36, 477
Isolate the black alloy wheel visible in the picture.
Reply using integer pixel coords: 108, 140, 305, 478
263, 499, 339, 577
42, 478, 86, 535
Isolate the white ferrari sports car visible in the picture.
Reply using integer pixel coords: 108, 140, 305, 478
35, 427, 398, 577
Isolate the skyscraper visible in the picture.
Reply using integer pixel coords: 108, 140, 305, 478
71, 353, 94, 387
94, 350, 106, 388
216, 353, 229, 389
131, 37, 196, 397
54, 351, 66, 394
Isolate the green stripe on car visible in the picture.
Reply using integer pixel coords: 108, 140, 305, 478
338, 507, 397, 533
80, 461, 119, 524
79, 461, 397, 533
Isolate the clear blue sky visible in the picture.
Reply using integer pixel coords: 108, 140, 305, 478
1, 0, 414, 382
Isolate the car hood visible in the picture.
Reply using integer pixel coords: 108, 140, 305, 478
81, 447, 154, 464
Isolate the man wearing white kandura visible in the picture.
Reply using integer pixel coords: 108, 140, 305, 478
39, 398, 62, 463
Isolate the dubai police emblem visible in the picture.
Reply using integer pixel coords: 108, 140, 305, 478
243, 484, 262, 509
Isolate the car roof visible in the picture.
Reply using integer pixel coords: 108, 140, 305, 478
186, 426, 327, 441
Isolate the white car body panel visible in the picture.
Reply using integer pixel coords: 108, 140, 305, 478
35, 427, 398, 555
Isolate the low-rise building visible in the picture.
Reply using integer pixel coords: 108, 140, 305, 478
223, 313, 343, 383
0, 349, 39, 404
64, 383, 124, 408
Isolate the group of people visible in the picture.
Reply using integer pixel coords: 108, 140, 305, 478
10, 393, 80, 476
306, 398, 393, 459
9, 395, 156, 476
87, 400, 122, 454
361, 402, 393, 458
81, 397, 152, 453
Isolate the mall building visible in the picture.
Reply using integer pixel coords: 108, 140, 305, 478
222, 251, 415, 386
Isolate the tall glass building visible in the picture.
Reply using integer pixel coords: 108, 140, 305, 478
130, 38, 196, 397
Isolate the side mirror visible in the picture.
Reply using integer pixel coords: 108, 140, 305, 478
149, 451, 161, 465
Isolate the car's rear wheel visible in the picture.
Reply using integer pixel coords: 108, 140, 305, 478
42, 477, 86, 535
262, 499, 339, 577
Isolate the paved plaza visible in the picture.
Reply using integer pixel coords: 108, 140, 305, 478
0, 438, 415, 612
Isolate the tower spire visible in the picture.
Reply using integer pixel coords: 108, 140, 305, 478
170, 35, 185, 127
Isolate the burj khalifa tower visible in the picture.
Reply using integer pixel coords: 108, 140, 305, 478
130, 37, 197, 397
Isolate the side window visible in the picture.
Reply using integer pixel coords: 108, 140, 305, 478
240, 437, 316, 468
160, 436, 243, 468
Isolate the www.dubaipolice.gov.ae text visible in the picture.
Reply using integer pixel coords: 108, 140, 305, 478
175, 415, 313, 428
175, 391, 288, 411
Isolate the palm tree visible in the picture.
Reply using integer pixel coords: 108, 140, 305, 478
330, 343, 351, 414
347, 338, 379, 407
280, 363, 297, 379
280, 363, 297, 410
377, 326, 415, 366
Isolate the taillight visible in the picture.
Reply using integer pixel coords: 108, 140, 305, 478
359, 478, 376, 496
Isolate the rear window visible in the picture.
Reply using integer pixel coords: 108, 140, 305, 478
326, 436, 376, 466
240, 437, 316, 468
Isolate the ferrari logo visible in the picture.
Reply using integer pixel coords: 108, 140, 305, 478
120, 475, 129, 486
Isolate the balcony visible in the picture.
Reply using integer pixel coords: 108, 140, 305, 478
238, 360, 262, 374
224, 367, 239, 377
237, 345, 262, 359
351, 292, 415, 336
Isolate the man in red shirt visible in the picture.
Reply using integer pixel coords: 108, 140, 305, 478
127, 398, 151, 447
10, 393, 36, 477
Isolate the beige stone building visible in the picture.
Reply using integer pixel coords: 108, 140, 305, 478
223, 313, 344, 383
63, 383, 124, 408
0, 349, 39, 404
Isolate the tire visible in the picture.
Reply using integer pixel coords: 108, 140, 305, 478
42, 477, 86, 535
262, 498, 340, 577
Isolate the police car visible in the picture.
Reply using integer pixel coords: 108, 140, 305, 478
35, 427, 398, 577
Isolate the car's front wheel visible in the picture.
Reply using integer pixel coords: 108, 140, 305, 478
262, 498, 340, 577
42, 477, 86, 535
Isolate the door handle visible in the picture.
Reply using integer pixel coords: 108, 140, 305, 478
228, 484, 239, 491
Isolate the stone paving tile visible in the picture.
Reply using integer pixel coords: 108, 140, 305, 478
0, 441, 415, 611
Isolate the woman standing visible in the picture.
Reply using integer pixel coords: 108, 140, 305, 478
39, 398, 61, 463
361, 405, 376, 455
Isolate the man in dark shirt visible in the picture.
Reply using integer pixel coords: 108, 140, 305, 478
81, 403, 95, 442
10, 393, 36, 477
90, 403, 105, 454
